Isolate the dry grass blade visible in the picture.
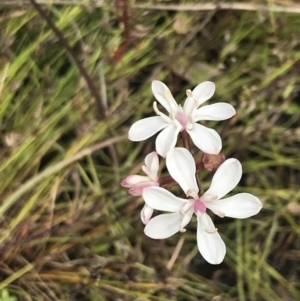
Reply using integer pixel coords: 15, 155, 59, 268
1, 1, 300, 14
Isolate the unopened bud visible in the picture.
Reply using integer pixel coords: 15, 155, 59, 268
202, 153, 225, 171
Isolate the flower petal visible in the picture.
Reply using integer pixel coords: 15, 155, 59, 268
144, 213, 182, 239
156, 124, 180, 157
187, 124, 222, 155
144, 152, 159, 181
141, 204, 154, 225
197, 213, 226, 264
128, 116, 168, 141
142, 187, 187, 212
183, 95, 197, 116
152, 80, 177, 113
195, 103, 236, 121
204, 158, 242, 199
207, 193, 263, 219
192, 81, 215, 106
166, 147, 199, 195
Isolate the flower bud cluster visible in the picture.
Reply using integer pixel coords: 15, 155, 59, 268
121, 80, 262, 264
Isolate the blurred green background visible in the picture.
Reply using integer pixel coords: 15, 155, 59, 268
0, 0, 300, 300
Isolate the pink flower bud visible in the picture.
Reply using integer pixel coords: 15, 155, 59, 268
120, 175, 150, 188
129, 181, 159, 196
202, 153, 225, 171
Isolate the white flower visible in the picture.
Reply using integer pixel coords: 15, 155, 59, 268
128, 81, 236, 157
143, 148, 262, 264
121, 152, 159, 224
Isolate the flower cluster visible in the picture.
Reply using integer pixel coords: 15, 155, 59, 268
122, 81, 262, 264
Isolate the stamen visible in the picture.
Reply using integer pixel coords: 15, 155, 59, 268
187, 115, 193, 123
205, 227, 218, 234
179, 227, 186, 233
153, 102, 172, 123
203, 194, 219, 202
153, 101, 161, 115
186, 189, 199, 199
169, 111, 175, 120
185, 114, 194, 130
186, 89, 193, 98
180, 202, 194, 216
186, 89, 200, 107
180, 208, 187, 216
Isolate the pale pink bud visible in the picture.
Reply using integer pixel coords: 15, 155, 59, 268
129, 181, 159, 196
120, 175, 150, 188
202, 153, 225, 171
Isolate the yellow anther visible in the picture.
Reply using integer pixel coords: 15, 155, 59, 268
186, 89, 200, 107
186, 89, 193, 98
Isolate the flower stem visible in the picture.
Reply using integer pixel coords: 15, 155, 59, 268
158, 175, 176, 186
181, 130, 191, 151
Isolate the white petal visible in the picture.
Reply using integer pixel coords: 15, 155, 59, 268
144, 213, 182, 239
166, 148, 199, 195
187, 124, 222, 155
192, 81, 215, 106
141, 204, 154, 225
183, 96, 196, 116
152, 80, 177, 113
144, 152, 157, 170
197, 213, 226, 264
144, 152, 159, 181
203, 202, 225, 218
142, 187, 186, 212
195, 103, 236, 121
205, 158, 242, 199
156, 124, 180, 157
128, 116, 168, 141
207, 193, 262, 219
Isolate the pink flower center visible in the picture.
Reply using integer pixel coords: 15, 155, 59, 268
194, 198, 206, 213
175, 110, 188, 127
